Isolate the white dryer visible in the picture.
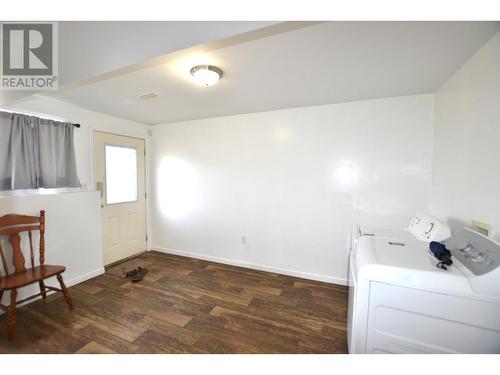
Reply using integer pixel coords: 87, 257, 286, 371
347, 214, 500, 353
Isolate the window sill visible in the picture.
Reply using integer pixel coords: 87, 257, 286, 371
0, 185, 90, 198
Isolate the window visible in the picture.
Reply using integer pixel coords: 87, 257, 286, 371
105, 145, 138, 204
0, 111, 80, 191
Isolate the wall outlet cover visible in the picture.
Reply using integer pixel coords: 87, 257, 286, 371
471, 220, 491, 237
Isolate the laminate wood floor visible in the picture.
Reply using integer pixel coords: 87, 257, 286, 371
0, 251, 348, 353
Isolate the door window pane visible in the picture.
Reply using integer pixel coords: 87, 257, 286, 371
105, 145, 138, 204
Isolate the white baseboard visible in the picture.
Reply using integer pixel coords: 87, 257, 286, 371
152, 245, 347, 286
0, 267, 105, 314
66, 267, 105, 287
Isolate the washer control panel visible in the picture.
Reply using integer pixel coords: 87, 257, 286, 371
447, 228, 500, 275
408, 213, 451, 242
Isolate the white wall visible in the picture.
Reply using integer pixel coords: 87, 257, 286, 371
432, 31, 500, 241
0, 192, 102, 306
151, 94, 434, 284
0, 98, 150, 306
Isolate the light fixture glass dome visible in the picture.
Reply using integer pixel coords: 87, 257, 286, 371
190, 65, 223, 86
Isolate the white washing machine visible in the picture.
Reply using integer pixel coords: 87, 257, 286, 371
347, 214, 500, 353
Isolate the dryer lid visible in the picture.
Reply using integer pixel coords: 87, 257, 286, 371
408, 213, 451, 242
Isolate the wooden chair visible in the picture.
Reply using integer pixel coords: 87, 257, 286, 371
0, 210, 73, 340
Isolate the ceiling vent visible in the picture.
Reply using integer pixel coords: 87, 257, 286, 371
136, 92, 159, 100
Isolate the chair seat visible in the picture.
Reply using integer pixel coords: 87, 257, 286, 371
0, 265, 66, 290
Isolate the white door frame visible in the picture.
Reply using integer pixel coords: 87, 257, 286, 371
88, 126, 152, 252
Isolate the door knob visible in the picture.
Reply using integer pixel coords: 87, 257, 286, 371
96, 181, 105, 208
96, 181, 104, 197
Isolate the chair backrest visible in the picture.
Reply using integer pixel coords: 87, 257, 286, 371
0, 210, 45, 276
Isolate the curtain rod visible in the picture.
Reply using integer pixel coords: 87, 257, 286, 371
0, 109, 81, 128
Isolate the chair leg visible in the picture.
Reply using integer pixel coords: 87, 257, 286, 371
39, 280, 47, 301
56, 274, 73, 310
7, 289, 17, 340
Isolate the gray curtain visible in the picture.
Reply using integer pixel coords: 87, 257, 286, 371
0, 111, 80, 190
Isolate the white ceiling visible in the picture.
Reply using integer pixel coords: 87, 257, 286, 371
40, 21, 500, 125
0, 21, 277, 106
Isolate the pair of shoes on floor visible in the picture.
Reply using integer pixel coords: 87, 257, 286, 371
123, 266, 148, 282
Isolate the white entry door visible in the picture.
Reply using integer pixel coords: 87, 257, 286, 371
94, 131, 147, 265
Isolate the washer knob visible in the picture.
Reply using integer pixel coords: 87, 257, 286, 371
472, 252, 486, 263
460, 244, 474, 255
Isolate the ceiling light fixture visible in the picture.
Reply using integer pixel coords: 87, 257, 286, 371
136, 92, 159, 99
190, 65, 223, 87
